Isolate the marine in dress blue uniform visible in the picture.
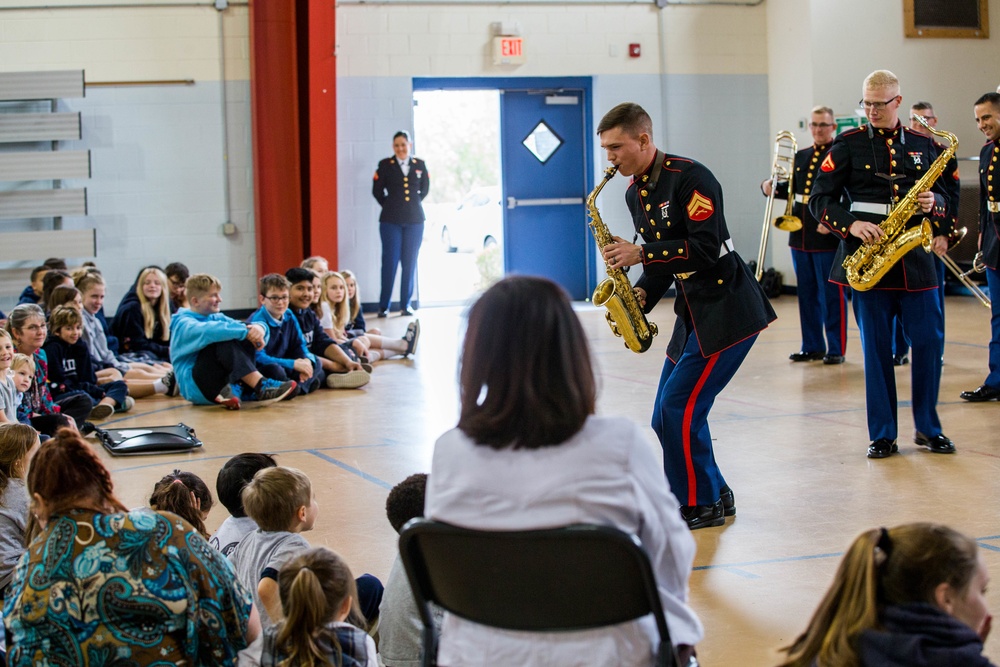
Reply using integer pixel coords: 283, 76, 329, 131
764, 107, 847, 364
808, 70, 956, 458
960, 93, 1000, 402
372, 131, 430, 317
599, 103, 776, 530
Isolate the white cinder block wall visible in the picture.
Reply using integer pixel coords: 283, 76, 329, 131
0, 4, 255, 314
336, 2, 772, 305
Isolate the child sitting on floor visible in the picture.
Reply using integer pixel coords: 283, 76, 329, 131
0, 331, 17, 424
248, 274, 322, 395
149, 470, 214, 539
0, 423, 38, 592
210, 452, 278, 556
43, 306, 132, 421
238, 547, 377, 667
17, 266, 49, 306
283, 268, 370, 390
321, 272, 418, 361
170, 273, 296, 410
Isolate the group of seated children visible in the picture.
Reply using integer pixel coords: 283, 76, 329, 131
2, 257, 421, 422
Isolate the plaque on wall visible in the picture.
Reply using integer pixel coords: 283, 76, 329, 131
904, 0, 988, 38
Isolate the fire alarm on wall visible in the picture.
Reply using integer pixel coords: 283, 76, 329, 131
629, 43, 641, 58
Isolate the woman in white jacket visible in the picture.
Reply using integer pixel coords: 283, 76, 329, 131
425, 275, 703, 667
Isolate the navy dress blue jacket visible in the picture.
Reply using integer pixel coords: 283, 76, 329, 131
772, 143, 841, 252
372, 157, 429, 224
980, 138, 1000, 270
630, 152, 776, 359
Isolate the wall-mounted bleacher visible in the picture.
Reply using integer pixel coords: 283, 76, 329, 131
0, 70, 94, 263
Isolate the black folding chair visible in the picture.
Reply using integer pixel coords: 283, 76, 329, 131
398, 519, 680, 667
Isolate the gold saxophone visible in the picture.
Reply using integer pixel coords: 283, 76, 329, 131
588, 166, 658, 353
843, 116, 958, 291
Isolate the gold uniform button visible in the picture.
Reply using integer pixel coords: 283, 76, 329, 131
891, 160, 897, 167
405, 197, 410, 201
804, 187, 811, 194
405, 190, 410, 195
640, 228, 645, 233
666, 161, 671, 166
667, 221, 671, 227
641, 190, 648, 197
656, 232, 661, 239
887, 139, 893, 145
866, 165, 871, 170
806, 179, 812, 185
645, 204, 651, 211
678, 248, 684, 254
651, 220, 656, 227
717, 279, 724, 285
643, 175, 649, 182
662, 251, 668, 256
894, 184, 900, 190
647, 253, 653, 259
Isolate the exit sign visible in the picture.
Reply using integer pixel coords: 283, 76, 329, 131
492, 36, 526, 65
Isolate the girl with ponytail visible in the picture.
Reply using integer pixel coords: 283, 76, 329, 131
240, 547, 376, 667
779, 522, 994, 667
149, 469, 214, 538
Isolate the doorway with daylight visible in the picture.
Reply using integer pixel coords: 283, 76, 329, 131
412, 77, 595, 307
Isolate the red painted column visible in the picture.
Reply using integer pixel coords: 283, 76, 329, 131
307, 0, 339, 265
249, 0, 304, 276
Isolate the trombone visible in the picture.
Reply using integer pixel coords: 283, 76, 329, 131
938, 227, 991, 308
756, 131, 803, 281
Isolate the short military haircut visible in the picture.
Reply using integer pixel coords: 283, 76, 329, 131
863, 69, 900, 94
285, 267, 315, 286
259, 273, 291, 296
185, 274, 222, 300
29, 265, 49, 282
385, 473, 428, 534
216, 452, 278, 517
975, 92, 1000, 108
48, 305, 82, 331
597, 102, 653, 139
43, 258, 67, 270
811, 105, 834, 118
910, 101, 933, 113
241, 466, 312, 532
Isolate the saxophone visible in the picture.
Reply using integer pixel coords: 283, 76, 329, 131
843, 117, 958, 291
588, 166, 658, 353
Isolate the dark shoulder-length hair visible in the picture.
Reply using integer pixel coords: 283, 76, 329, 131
458, 276, 596, 450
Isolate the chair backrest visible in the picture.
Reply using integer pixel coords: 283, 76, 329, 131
398, 518, 679, 667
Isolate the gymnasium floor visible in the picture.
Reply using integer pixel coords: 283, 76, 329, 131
97, 293, 1000, 665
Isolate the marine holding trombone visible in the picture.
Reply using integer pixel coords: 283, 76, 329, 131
809, 70, 957, 460
760, 106, 848, 365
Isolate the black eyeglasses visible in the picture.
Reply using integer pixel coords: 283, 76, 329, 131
264, 295, 290, 303
809, 122, 835, 128
859, 97, 899, 111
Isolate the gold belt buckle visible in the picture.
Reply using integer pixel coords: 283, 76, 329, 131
675, 272, 692, 281
989, 201, 1000, 213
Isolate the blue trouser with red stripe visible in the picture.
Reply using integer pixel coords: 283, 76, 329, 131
855, 288, 943, 442
791, 249, 847, 356
652, 332, 758, 508
985, 266, 1000, 389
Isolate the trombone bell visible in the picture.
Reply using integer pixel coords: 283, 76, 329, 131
774, 214, 802, 232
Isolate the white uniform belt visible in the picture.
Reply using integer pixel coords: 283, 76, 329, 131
850, 201, 892, 216
676, 239, 735, 281
794, 194, 809, 204
988, 201, 1000, 213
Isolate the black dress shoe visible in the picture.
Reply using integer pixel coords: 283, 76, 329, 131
720, 485, 736, 517
377, 310, 389, 318
789, 351, 825, 362
867, 438, 898, 459
960, 384, 1000, 402
893, 353, 909, 366
401, 307, 416, 316
915, 432, 956, 454
679, 499, 725, 530
823, 354, 845, 365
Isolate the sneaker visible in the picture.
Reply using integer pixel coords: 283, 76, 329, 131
326, 369, 371, 390
115, 396, 135, 413
251, 378, 297, 404
403, 320, 420, 356
216, 384, 242, 410
163, 370, 179, 397
88, 403, 114, 420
